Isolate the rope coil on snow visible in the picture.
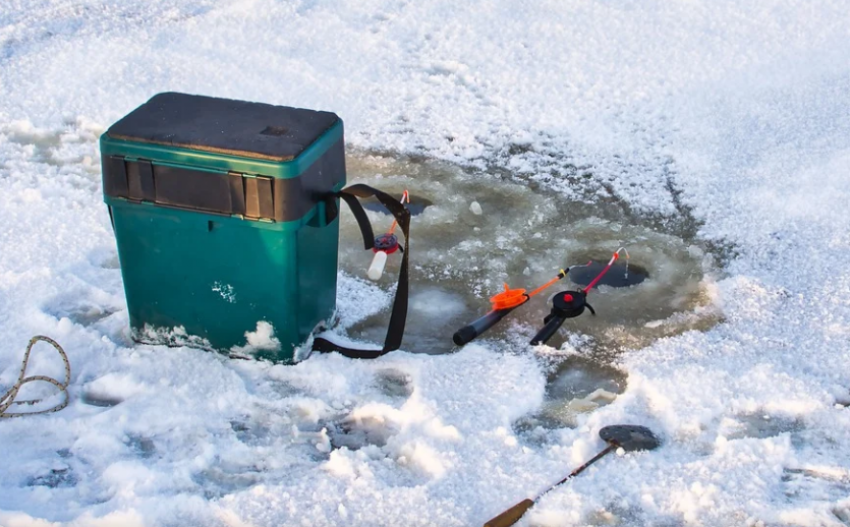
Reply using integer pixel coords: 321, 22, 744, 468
0, 336, 70, 419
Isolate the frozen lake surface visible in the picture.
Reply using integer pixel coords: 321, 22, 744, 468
1, 1, 850, 526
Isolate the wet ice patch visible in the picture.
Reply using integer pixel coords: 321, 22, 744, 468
405, 288, 468, 352
515, 356, 628, 433
345, 286, 469, 354
410, 288, 466, 323
547, 356, 627, 402
340, 153, 720, 356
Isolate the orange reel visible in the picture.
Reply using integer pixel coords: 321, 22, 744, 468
490, 283, 528, 310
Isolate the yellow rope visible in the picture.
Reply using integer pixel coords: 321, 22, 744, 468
0, 336, 70, 418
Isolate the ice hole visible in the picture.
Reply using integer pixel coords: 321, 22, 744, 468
338, 153, 721, 357
568, 260, 649, 288
361, 194, 433, 216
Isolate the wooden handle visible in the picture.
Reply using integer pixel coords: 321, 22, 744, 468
483, 498, 535, 527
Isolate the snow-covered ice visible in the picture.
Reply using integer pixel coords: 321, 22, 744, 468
2, 0, 850, 525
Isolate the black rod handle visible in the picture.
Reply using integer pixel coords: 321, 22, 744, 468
530, 315, 566, 345
453, 309, 514, 346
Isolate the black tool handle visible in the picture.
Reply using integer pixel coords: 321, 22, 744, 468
453, 309, 514, 346
530, 315, 566, 345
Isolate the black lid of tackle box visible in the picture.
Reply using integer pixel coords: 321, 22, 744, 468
102, 93, 346, 223
107, 92, 340, 162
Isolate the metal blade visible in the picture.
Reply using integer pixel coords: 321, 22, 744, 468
599, 424, 661, 452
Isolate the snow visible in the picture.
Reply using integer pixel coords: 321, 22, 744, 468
231, 322, 282, 356
2, 0, 850, 525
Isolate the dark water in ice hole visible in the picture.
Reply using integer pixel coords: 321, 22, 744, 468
337, 153, 721, 424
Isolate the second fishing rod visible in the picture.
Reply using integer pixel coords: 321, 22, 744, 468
452, 248, 629, 347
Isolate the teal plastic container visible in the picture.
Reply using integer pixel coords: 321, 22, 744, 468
101, 92, 345, 362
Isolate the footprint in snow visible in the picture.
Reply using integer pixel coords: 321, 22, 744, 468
725, 413, 804, 447
125, 435, 157, 459
26, 464, 77, 489
328, 412, 400, 451
374, 368, 413, 398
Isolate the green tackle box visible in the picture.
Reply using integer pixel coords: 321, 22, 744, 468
100, 92, 345, 362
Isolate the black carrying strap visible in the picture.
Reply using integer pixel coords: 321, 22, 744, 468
313, 184, 411, 359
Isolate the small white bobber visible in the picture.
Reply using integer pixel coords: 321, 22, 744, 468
469, 201, 483, 215
367, 251, 388, 281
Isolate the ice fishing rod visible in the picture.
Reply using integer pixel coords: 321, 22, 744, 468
367, 190, 409, 281
529, 248, 629, 346
452, 248, 630, 347
452, 269, 571, 346
482, 424, 661, 527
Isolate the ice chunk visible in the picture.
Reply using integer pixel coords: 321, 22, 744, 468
231, 321, 281, 355
585, 388, 618, 403
566, 398, 599, 413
